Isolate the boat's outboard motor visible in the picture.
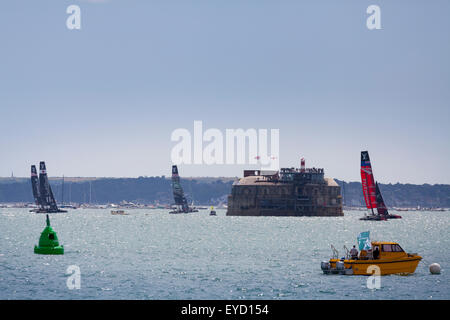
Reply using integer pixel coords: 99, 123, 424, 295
321, 261, 330, 273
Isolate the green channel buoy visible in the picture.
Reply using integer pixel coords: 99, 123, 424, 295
34, 214, 64, 255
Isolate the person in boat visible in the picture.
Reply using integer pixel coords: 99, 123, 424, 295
373, 246, 380, 259
350, 245, 359, 260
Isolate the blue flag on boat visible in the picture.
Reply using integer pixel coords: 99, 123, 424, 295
357, 231, 372, 251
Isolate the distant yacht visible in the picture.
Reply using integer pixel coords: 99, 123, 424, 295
359, 151, 401, 221
169, 165, 198, 214
30, 162, 67, 213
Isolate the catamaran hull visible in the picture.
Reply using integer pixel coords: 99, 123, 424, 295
169, 209, 199, 214
386, 214, 402, 219
359, 214, 402, 220
30, 209, 67, 213
360, 215, 386, 221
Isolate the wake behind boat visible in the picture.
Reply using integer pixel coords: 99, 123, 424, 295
30, 162, 67, 214
359, 151, 401, 221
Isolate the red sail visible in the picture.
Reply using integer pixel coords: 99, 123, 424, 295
360, 151, 377, 209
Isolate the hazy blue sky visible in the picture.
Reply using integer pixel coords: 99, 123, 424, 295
0, 0, 449, 183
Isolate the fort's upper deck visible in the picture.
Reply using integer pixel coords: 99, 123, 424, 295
238, 166, 334, 186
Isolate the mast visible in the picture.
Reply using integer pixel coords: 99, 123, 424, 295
61, 175, 65, 206
189, 178, 194, 207
342, 181, 346, 207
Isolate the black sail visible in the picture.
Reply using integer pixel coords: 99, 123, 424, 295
38, 161, 58, 211
171, 165, 189, 212
31, 165, 42, 207
375, 182, 389, 216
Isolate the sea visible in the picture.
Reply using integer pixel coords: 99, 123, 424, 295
0, 208, 448, 300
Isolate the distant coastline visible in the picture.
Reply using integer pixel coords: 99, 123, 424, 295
0, 176, 449, 209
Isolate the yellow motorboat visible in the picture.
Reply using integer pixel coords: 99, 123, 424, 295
322, 241, 422, 275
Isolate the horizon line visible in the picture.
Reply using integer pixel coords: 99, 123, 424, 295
1, 176, 449, 186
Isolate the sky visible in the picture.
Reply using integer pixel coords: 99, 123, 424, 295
0, 0, 449, 184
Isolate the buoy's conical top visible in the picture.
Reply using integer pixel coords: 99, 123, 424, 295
46, 214, 50, 227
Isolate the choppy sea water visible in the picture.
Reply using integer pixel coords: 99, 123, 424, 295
0, 208, 448, 300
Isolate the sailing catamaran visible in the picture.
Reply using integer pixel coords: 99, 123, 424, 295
30, 162, 67, 213
169, 165, 198, 214
360, 151, 401, 221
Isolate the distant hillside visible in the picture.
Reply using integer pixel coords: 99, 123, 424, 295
336, 180, 450, 208
0, 177, 235, 206
0, 177, 449, 208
